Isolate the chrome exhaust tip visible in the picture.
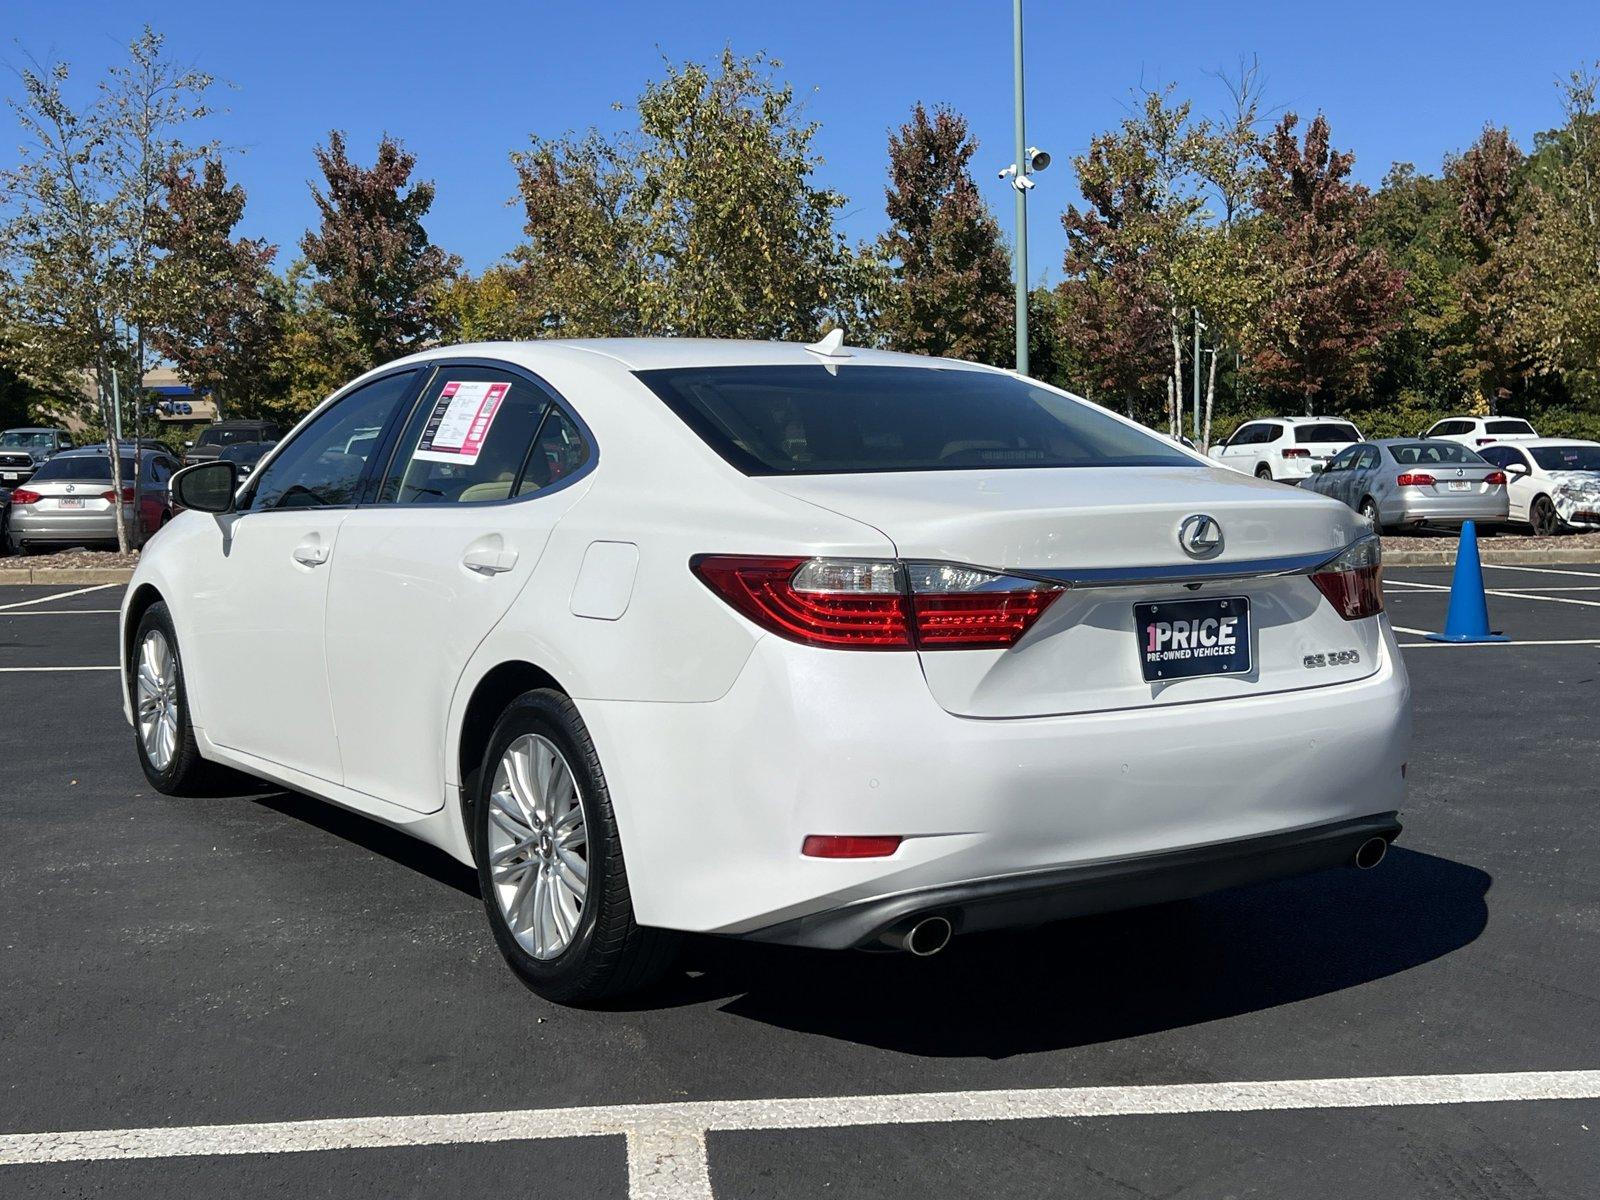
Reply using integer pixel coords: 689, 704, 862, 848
878, 915, 954, 956
1353, 836, 1389, 870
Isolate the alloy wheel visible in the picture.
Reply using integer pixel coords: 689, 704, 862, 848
486, 733, 590, 960
135, 629, 180, 771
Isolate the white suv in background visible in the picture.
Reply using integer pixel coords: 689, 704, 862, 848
1421, 416, 1538, 449
1209, 417, 1364, 483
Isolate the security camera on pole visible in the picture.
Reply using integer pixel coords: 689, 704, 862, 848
997, 0, 1049, 376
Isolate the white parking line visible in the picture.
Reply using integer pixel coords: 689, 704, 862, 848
0, 583, 119, 611
0, 609, 121, 616
1484, 563, 1600, 579
2, 1070, 1597, 1200
0, 665, 118, 673
1400, 639, 1600, 648
1384, 579, 1600, 609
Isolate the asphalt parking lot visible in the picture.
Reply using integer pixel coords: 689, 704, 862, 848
1, 567, 1596, 1198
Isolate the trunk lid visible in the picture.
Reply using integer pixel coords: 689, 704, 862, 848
761, 465, 1383, 718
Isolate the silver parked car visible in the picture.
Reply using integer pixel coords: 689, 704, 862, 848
8, 445, 181, 553
1304, 438, 1509, 533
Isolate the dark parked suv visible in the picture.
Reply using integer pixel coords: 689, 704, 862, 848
0, 427, 75, 487
183, 419, 283, 467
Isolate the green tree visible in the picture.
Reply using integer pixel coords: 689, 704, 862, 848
0, 27, 216, 549
296, 132, 460, 391
875, 103, 1012, 363
1247, 113, 1406, 413
511, 51, 870, 341
148, 158, 286, 419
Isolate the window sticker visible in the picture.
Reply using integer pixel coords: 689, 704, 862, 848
413, 380, 510, 466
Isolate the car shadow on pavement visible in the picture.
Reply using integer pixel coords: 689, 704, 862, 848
657, 848, 1489, 1058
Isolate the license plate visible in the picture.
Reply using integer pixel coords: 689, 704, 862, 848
2, 473, 16, 482
58, 497, 85, 509
1135, 596, 1251, 682
1448, 480, 1471, 491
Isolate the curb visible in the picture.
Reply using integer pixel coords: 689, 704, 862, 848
1385, 548, 1600, 567
0, 568, 134, 585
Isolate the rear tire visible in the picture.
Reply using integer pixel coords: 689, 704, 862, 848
473, 689, 677, 1004
130, 602, 215, 795
1255, 464, 1273, 481
1530, 495, 1562, 538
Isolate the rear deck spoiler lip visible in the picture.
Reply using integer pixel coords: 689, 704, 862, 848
1004, 536, 1375, 590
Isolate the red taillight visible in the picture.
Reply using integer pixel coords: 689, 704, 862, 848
1476, 438, 1495, 446
1281, 447, 1310, 459
1395, 472, 1435, 487
691, 556, 1063, 651
9, 488, 41, 505
100, 487, 135, 503
1310, 537, 1384, 620
1484, 471, 1507, 486
801, 835, 903, 859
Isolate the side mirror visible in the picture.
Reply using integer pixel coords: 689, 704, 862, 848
1311, 461, 1326, 473
1505, 462, 1531, 478
170, 460, 238, 514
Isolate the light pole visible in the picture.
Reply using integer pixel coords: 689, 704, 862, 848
998, 0, 1048, 376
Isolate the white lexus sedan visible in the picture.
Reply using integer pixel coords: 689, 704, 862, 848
121, 339, 1410, 1003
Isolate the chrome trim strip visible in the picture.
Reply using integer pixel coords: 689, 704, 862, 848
1015, 547, 1342, 590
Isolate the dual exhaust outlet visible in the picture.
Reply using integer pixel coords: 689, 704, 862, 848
871, 837, 1391, 957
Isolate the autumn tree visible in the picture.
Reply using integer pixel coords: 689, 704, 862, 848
294, 132, 460, 396
1247, 113, 1406, 412
0, 27, 216, 549
148, 158, 285, 418
511, 51, 870, 341
875, 103, 1012, 362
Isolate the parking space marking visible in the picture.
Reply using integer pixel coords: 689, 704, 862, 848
0, 583, 119, 612
0, 665, 119, 673
1383, 578, 1600, 609
1483, 563, 1600, 580
1, 609, 121, 616
1400, 638, 1600, 648
3, 1069, 1597, 1200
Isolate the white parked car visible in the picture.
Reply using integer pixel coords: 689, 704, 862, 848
1420, 415, 1538, 449
121, 339, 1409, 1003
1208, 417, 1364, 482
1477, 439, 1600, 535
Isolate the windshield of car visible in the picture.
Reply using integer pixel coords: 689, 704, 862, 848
1485, 419, 1536, 435
0, 431, 55, 449
1389, 442, 1485, 465
1531, 445, 1600, 472
635, 365, 1195, 475
29, 455, 135, 482
1293, 423, 1362, 443
195, 427, 261, 447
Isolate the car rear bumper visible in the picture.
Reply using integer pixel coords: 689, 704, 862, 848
1388, 493, 1509, 524
580, 617, 1411, 938
746, 812, 1402, 949
9, 509, 128, 544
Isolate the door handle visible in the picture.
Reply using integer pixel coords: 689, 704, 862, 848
293, 540, 330, 567
463, 545, 518, 575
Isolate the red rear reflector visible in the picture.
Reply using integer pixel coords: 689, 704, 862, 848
801, 835, 903, 859
1395, 472, 1435, 487
9, 488, 40, 505
1476, 438, 1495, 445
1281, 447, 1310, 458
1484, 471, 1507, 485
1310, 538, 1384, 620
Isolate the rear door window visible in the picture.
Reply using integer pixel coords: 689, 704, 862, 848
636, 365, 1192, 475
381, 366, 556, 504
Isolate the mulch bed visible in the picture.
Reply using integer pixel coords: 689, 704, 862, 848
0, 548, 142, 570
1382, 529, 1600, 553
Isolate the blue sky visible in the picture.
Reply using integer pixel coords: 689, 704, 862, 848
7, 1, 1598, 283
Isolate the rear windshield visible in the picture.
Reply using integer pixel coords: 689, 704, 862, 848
635, 365, 1195, 475
1486, 419, 1535, 435
1389, 442, 1484, 465
30, 456, 135, 482
1293, 423, 1362, 443
1531, 445, 1600, 471
196, 427, 263, 447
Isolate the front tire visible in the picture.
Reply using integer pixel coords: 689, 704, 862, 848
473, 689, 676, 1004
130, 602, 214, 794
1530, 495, 1562, 538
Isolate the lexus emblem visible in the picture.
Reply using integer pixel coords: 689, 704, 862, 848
1178, 513, 1224, 559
